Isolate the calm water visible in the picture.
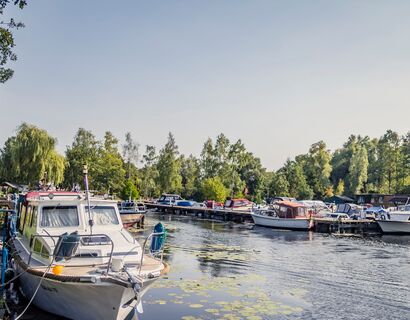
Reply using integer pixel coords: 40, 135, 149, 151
139, 213, 410, 320
17, 212, 410, 319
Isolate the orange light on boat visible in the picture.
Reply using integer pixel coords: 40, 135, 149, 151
52, 265, 64, 275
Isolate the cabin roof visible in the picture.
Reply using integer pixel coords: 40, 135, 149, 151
25, 191, 81, 200
276, 200, 304, 208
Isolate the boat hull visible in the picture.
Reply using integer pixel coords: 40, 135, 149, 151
251, 213, 310, 230
120, 213, 145, 229
377, 220, 410, 234
15, 265, 157, 320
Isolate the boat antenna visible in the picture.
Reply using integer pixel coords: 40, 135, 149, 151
83, 165, 94, 235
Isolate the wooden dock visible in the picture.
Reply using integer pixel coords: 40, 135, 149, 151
144, 203, 383, 235
313, 218, 381, 235
144, 202, 253, 223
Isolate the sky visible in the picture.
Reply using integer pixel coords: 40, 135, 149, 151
1, 0, 409, 170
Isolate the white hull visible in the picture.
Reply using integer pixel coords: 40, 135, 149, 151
388, 212, 410, 221
377, 220, 410, 234
16, 264, 155, 320
251, 213, 310, 230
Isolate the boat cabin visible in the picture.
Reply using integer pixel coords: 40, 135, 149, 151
272, 201, 307, 218
224, 198, 254, 211
17, 191, 138, 266
157, 194, 183, 205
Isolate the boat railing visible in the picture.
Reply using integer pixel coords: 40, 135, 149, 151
28, 233, 115, 273
138, 231, 165, 275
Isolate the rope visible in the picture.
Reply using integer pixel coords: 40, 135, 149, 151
14, 257, 55, 320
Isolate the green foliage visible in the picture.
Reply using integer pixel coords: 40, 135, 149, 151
281, 159, 313, 199
140, 145, 160, 198
120, 180, 139, 200
335, 179, 345, 196
200, 177, 229, 202
304, 141, 332, 198
0, 0, 26, 83
347, 145, 368, 194
0, 123, 65, 185
269, 171, 290, 197
1, 125, 409, 201
64, 128, 100, 189
180, 154, 200, 199
156, 133, 182, 194
122, 132, 139, 180
93, 131, 126, 194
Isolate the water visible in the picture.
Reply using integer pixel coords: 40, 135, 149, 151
15, 212, 410, 319
139, 213, 410, 320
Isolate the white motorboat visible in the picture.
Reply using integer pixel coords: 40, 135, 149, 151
377, 219, 410, 234
10, 190, 167, 320
386, 204, 410, 221
251, 201, 312, 230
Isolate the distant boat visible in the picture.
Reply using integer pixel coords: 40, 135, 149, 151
156, 193, 183, 205
118, 200, 146, 229
224, 198, 254, 212
251, 201, 312, 230
377, 204, 410, 234
377, 220, 410, 234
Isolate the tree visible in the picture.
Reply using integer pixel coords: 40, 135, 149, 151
140, 145, 160, 198
281, 159, 313, 199
180, 154, 200, 199
0, 0, 26, 83
376, 130, 401, 193
0, 123, 65, 185
64, 128, 100, 189
200, 138, 217, 178
347, 145, 368, 194
119, 180, 139, 200
200, 177, 228, 202
269, 171, 290, 197
304, 141, 332, 198
122, 132, 139, 180
335, 179, 345, 195
93, 131, 125, 194
156, 133, 182, 193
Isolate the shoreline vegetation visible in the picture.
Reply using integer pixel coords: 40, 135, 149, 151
0, 123, 409, 202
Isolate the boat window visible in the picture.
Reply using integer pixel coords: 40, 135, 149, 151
40, 206, 79, 227
31, 206, 38, 227
32, 238, 50, 259
91, 206, 119, 225
26, 206, 33, 228
19, 204, 27, 231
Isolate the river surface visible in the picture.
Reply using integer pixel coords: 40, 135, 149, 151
138, 212, 410, 320
18, 212, 410, 320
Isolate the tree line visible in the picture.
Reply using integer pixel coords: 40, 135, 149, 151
0, 123, 409, 202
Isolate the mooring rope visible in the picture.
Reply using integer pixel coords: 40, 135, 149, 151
14, 257, 55, 320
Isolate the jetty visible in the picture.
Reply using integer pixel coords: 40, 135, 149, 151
144, 202, 253, 223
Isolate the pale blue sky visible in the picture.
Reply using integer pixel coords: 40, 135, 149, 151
1, 0, 409, 169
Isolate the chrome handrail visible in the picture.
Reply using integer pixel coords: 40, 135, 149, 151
138, 231, 165, 275
28, 233, 115, 273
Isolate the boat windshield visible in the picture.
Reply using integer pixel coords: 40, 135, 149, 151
40, 205, 79, 228
91, 206, 119, 225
